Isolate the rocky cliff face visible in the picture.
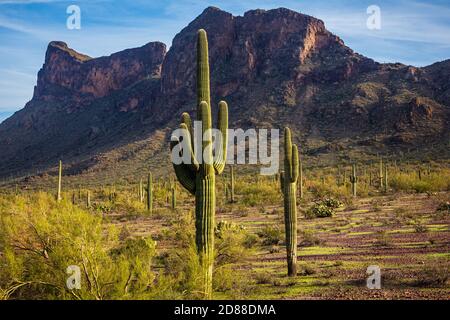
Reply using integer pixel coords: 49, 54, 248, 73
34, 41, 166, 101
0, 7, 448, 179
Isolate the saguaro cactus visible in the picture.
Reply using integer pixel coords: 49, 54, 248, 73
299, 159, 304, 199
384, 164, 388, 193
171, 183, 177, 209
379, 158, 384, 189
280, 127, 299, 277
170, 29, 228, 299
57, 160, 62, 202
230, 166, 235, 203
86, 190, 91, 208
147, 172, 153, 213
350, 164, 357, 197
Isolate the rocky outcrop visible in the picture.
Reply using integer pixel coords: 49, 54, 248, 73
34, 41, 166, 101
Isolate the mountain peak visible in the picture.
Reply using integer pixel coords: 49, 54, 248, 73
46, 41, 91, 63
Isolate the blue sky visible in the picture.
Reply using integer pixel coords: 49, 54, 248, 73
1, 0, 450, 123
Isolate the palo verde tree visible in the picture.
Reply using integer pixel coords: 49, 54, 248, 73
170, 29, 228, 299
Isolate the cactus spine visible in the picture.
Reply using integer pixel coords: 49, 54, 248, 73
350, 164, 357, 197
56, 160, 62, 202
170, 29, 228, 299
147, 172, 153, 213
280, 127, 299, 277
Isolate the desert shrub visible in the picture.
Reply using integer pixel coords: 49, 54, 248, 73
238, 181, 280, 207
257, 225, 282, 245
298, 264, 317, 276
254, 272, 272, 284
299, 229, 322, 247
373, 230, 393, 247
215, 221, 251, 265
413, 222, 428, 233
305, 203, 332, 219
436, 202, 450, 214
322, 197, 343, 209
390, 170, 450, 193
213, 266, 251, 297
414, 266, 449, 287
243, 233, 259, 248
0, 192, 158, 300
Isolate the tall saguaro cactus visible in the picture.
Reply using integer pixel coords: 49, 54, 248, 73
57, 160, 62, 202
350, 164, 357, 197
170, 29, 228, 299
280, 127, 299, 277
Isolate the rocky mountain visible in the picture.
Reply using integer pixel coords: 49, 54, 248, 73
0, 7, 449, 181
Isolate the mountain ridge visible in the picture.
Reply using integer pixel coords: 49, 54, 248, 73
0, 6, 449, 182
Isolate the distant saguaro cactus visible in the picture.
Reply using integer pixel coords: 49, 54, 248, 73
86, 190, 91, 208
299, 159, 304, 199
57, 160, 62, 202
170, 29, 228, 299
384, 164, 388, 193
147, 172, 153, 213
280, 127, 299, 277
350, 164, 357, 197
230, 166, 235, 203
171, 183, 176, 209
379, 158, 384, 189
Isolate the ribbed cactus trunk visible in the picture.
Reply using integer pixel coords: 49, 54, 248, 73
280, 128, 299, 277
147, 173, 153, 213
57, 160, 62, 202
350, 164, 357, 197
170, 29, 228, 299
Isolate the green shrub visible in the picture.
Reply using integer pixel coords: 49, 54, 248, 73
257, 225, 282, 245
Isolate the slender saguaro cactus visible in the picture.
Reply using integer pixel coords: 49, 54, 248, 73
57, 160, 62, 202
280, 127, 299, 277
171, 183, 177, 209
230, 166, 235, 203
299, 159, 304, 199
350, 164, 357, 197
384, 164, 388, 193
170, 29, 228, 299
147, 172, 153, 213
86, 190, 91, 208
379, 158, 384, 189
139, 178, 144, 203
